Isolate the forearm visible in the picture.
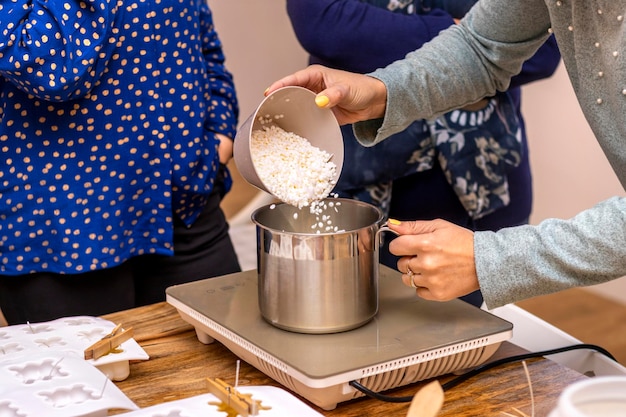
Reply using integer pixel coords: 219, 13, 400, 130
355, 0, 552, 144
476, 197, 626, 308
287, 0, 454, 73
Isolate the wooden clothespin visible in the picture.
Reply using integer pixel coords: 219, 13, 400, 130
84, 323, 134, 360
206, 377, 261, 416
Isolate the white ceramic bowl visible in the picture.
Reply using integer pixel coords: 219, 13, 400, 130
233, 86, 343, 196
548, 376, 626, 417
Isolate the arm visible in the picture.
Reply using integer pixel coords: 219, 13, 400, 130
356, 0, 553, 143
386, 197, 626, 308
287, 0, 559, 87
286, 0, 454, 73
0, 0, 119, 101
266, 0, 551, 130
199, 3, 239, 164
475, 197, 626, 307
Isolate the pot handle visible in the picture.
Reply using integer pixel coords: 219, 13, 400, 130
376, 223, 399, 248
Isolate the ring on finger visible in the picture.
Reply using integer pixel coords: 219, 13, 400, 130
409, 273, 419, 289
406, 263, 414, 279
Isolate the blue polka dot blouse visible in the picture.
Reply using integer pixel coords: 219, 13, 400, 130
0, 0, 239, 274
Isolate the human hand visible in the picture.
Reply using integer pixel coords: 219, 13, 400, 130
387, 219, 480, 301
265, 64, 388, 126
216, 133, 233, 164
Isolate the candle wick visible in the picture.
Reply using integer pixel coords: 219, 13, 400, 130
99, 376, 109, 399
235, 359, 240, 389
48, 357, 64, 378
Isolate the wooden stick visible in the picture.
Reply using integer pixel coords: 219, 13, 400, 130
206, 377, 259, 416
84, 325, 134, 360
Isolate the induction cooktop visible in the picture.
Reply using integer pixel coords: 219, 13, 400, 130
166, 266, 512, 410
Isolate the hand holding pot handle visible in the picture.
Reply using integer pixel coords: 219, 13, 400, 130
385, 218, 480, 301
378, 224, 420, 288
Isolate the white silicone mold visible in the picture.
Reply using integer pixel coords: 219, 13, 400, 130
0, 351, 138, 417
0, 316, 148, 381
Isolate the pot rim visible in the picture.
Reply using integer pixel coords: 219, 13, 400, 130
251, 198, 385, 236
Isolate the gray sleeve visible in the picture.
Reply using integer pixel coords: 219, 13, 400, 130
353, 0, 552, 146
475, 197, 626, 308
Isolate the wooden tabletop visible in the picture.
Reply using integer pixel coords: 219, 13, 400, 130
104, 302, 586, 417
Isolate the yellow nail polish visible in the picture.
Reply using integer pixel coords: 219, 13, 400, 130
388, 218, 401, 225
263, 87, 270, 96
315, 95, 330, 107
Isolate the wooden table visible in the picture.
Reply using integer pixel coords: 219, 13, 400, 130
104, 302, 586, 417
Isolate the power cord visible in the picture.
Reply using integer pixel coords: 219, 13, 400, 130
348, 343, 618, 403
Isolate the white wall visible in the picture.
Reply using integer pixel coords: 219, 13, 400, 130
212, 3, 626, 304
210, 2, 308, 126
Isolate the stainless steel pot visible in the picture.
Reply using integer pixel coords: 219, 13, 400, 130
252, 198, 386, 334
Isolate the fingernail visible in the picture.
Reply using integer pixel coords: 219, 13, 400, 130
315, 95, 330, 107
263, 87, 270, 96
388, 218, 401, 225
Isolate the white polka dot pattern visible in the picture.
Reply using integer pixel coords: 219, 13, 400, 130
0, 0, 238, 274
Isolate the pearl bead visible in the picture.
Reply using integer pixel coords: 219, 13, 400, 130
568, 25, 573, 31
614, 51, 619, 57
598, 71, 604, 77
597, 9, 602, 14
595, 42, 601, 48
618, 15, 624, 21
623, 89, 626, 95
597, 98, 603, 104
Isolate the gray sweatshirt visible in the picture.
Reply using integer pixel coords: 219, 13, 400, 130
354, 0, 626, 308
